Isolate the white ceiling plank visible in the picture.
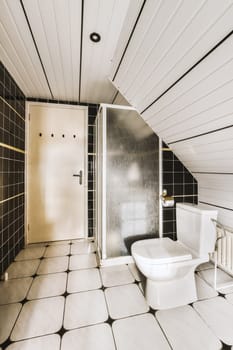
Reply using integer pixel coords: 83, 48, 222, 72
110, 0, 144, 80
113, 91, 130, 106
170, 127, 233, 150
23, 0, 61, 98
197, 202, 233, 229
177, 160, 233, 173
23, 0, 68, 99
81, 0, 130, 103
135, 0, 233, 112
0, 43, 29, 96
172, 140, 233, 163
69, 0, 82, 101
116, 0, 233, 112
121, 0, 206, 102
199, 187, 233, 210
158, 113, 233, 143
1, 0, 51, 97
113, 0, 164, 93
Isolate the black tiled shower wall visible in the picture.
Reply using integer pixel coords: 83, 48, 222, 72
162, 142, 198, 240
0, 61, 26, 275
27, 98, 98, 238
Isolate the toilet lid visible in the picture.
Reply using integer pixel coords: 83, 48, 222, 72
132, 238, 192, 264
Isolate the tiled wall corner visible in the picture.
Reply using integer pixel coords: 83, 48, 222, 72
162, 142, 198, 240
0, 61, 26, 275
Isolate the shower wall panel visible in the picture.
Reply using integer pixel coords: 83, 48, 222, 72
105, 107, 159, 258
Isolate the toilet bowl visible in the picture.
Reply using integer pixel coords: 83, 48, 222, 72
131, 203, 218, 310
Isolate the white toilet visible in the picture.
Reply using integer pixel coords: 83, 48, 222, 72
131, 203, 218, 310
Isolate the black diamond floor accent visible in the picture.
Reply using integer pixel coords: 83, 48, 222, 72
62, 291, 69, 297
222, 343, 232, 350
106, 316, 114, 325
21, 297, 29, 305
57, 326, 67, 337
149, 306, 156, 314
0, 336, 13, 349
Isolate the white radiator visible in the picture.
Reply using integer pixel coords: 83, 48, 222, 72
210, 220, 233, 290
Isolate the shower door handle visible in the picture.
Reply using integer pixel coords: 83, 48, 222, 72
73, 170, 83, 185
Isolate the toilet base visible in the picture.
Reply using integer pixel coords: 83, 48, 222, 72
145, 268, 197, 310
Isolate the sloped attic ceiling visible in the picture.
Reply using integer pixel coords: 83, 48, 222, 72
0, 0, 133, 103
110, 0, 233, 229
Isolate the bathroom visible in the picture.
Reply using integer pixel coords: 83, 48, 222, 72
1, 0, 233, 349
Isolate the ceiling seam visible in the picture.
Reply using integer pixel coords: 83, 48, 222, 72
19, 0, 54, 98
78, 0, 84, 103
112, 0, 147, 82
20, 0, 54, 99
168, 124, 233, 145
193, 172, 233, 175
199, 201, 233, 212
111, 90, 119, 104
140, 29, 233, 115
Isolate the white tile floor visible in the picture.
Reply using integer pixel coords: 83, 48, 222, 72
1, 241, 233, 349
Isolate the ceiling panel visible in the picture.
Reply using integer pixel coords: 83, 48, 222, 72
23, 0, 82, 100
113, 91, 130, 106
0, 0, 51, 97
1, 0, 133, 103
111, 0, 233, 112
80, 0, 130, 103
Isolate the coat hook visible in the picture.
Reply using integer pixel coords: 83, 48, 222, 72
62, 134, 65, 138
51, 133, 54, 137
39, 133, 42, 137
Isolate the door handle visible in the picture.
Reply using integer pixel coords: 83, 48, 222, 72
73, 170, 83, 185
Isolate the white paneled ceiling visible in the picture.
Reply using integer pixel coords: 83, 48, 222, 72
0, 0, 51, 97
111, 0, 233, 112
0, 0, 132, 103
110, 0, 233, 228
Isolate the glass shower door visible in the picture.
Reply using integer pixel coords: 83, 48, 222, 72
95, 104, 159, 261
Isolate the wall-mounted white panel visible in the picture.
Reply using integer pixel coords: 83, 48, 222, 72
81, 0, 130, 103
0, 0, 51, 97
198, 202, 233, 232
196, 174, 233, 229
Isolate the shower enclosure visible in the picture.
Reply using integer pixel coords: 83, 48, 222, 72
95, 104, 160, 264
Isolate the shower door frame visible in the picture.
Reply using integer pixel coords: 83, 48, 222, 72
95, 103, 163, 266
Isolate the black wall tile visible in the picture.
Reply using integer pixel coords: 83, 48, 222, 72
162, 145, 198, 240
0, 61, 25, 276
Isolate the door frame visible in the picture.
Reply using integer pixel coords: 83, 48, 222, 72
25, 102, 88, 244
